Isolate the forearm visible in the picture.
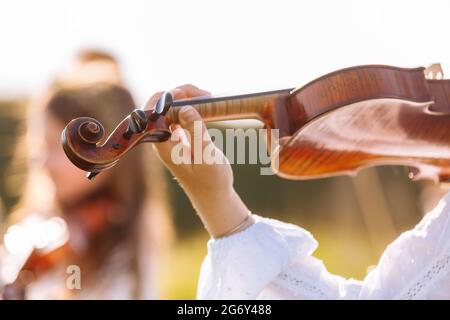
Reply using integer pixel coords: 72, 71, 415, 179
183, 185, 254, 238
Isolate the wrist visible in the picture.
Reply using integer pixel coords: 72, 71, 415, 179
213, 211, 255, 239
186, 185, 251, 238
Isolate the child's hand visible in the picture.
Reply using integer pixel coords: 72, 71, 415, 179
147, 84, 254, 238
147, 84, 233, 193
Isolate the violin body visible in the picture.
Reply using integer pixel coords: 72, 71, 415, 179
275, 65, 450, 182
0, 216, 70, 300
0, 196, 114, 299
61, 64, 450, 182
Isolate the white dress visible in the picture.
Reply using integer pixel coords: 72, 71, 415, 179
197, 192, 450, 300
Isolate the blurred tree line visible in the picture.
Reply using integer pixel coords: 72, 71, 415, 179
0, 99, 27, 219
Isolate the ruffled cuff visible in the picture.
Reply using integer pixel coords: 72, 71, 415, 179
360, 192, 450, 299
197, 215, 318, 299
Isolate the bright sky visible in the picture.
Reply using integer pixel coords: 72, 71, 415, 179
0, 0, 449, 105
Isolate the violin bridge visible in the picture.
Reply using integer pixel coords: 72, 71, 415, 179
425, 63, 444, 79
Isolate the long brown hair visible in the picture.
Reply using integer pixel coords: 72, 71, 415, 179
45, 83, 172, 297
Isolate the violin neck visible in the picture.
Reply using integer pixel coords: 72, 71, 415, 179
165, 88, 293, 124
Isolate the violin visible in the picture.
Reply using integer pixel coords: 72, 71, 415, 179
0, 196, 115, 299
61, 64, 450, 182
0, 217, 71, 299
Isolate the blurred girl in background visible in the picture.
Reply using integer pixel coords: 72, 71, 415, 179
0, 51, 173, 299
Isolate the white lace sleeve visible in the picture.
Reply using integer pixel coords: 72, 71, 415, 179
360, 192, 450, 300
196, 215, 319, 299
197, 193, 450, 300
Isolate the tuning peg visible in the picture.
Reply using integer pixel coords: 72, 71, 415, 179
123, 109, 148, 139
149, 92, 173, 121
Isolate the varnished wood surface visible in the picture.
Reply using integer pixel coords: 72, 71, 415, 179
274, 99, 450, 181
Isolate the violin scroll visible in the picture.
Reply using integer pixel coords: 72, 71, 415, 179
62, 92, 174, 179
62, 116, 109, 173
77, 118, 105, 144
